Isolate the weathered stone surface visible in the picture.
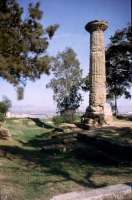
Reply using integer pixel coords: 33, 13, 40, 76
0, 128, 11, 140
59, 123, 77, 129
51, 183, 132, 200
103, 103, 113, 124
84, 20, 112, 127
59, 123, 82, 132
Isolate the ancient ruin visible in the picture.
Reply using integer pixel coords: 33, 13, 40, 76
83, 20, 112, 127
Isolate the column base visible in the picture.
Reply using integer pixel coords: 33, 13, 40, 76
81, 103, 113, 129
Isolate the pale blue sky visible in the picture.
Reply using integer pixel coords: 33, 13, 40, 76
0, 0, 131, 113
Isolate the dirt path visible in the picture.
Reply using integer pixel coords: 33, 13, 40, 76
111, 119, 132, 128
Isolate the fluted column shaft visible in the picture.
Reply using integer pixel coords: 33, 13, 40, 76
89, 30, 106, 110
83, 20, 112, 126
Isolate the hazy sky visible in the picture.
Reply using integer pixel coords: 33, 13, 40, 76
0, 0, 131, 113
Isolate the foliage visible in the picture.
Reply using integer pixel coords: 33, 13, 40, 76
81, 75, 90, 92
0, 113, 5, 122
52, 112, 82, 125
17, 86, 24, 100
0, 0, 58, 89
47, 48, 82, 115
59, 86, 82, 113
106, 24, 132, 115
0, 96, 11, 121
52, 113, 74, 125
52, 115, 67, 125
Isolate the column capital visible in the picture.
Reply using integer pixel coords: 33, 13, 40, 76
85, 20, 108, 33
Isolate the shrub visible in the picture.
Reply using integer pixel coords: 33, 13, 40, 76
52, 112, 81, 125
0, 97, 11, 122
52, 115, 65, 126
0, 113, 6, 122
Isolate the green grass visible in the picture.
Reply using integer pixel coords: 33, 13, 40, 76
0, 118, 132, 200
4, 118, 51, 142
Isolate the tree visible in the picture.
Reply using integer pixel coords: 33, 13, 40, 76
47, 48, 82, 118
59, 85, 82, 122
81, 75, 90, 92
0, 96, 11, 121
106, 25, 132, 115
0, 0, 58, 92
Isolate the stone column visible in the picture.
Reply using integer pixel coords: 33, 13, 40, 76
84, 20, 112, 127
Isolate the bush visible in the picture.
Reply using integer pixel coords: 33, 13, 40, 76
52, 112, 81, 125
0, 113, 6, 122
52, 115, 65, 126
0, 97, 11, 122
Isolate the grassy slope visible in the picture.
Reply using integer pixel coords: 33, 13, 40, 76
0, 118, 132, 200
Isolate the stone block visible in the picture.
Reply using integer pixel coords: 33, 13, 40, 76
51, 183, 132, 200
0, 128, 11, 140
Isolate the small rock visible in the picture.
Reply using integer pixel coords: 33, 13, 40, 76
0, 128, 11, 140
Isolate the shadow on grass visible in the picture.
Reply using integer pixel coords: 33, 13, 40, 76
95, 126, 132, 142
0, 144, 113, 189
29, 118, 63, 132
18, 129, 67, 149
78, 126, 132, 162
117, 115, 132, 121
0, 124, 132, 190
